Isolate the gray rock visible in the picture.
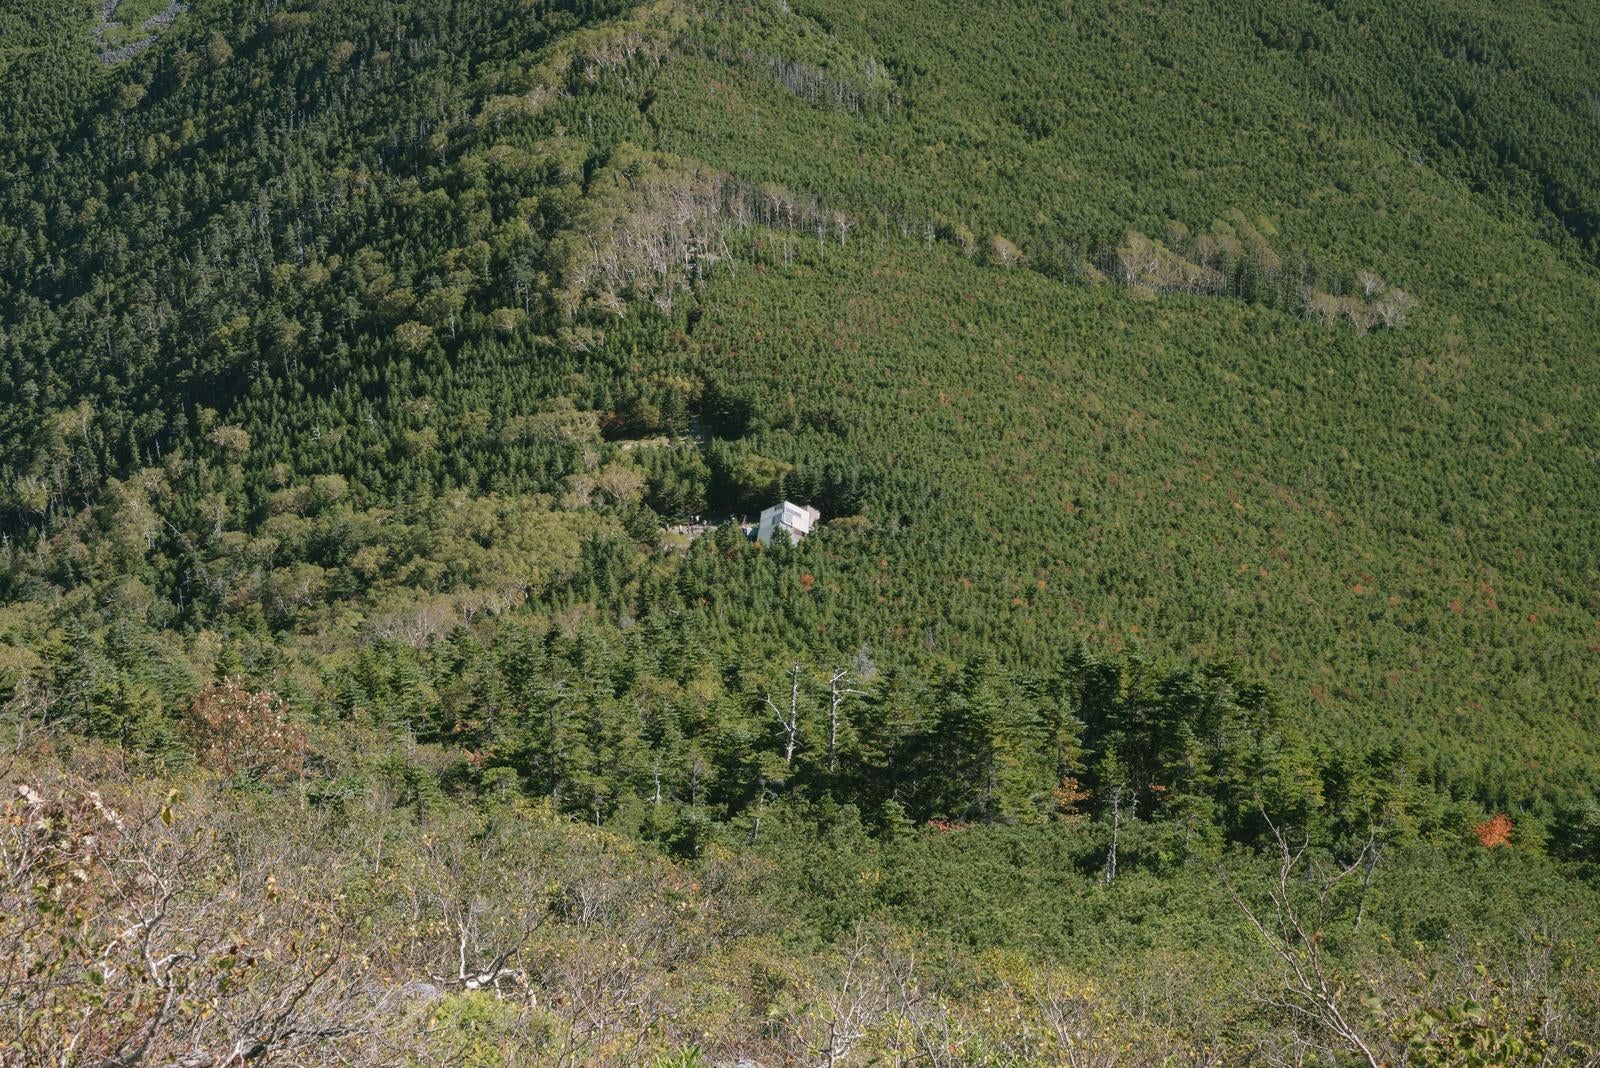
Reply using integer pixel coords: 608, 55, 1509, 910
399, 980, 444, 1002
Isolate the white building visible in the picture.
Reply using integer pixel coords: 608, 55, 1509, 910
756, 501, 821, 545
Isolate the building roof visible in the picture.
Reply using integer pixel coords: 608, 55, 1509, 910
762, 501, 820, 525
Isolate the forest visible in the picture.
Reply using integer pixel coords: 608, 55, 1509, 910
2, 0, 1599, 1063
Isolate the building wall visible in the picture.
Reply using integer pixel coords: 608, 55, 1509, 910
757, 502, 817, 545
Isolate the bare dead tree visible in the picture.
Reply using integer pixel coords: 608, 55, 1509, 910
1029, 972, 1121, 1068
1373, 288, 1416, 329
0, 778, 381, 1068
404, 817, 552, 1002
1352, 829, 1383, 932
826, 668, 865, 774
776, 926, 894, 1067
0, 676, 51, 782
1102, 780, 1134, 886
1220, 805, 1385, 1068
766, 664, 803, 769
880, 941, 959, 1068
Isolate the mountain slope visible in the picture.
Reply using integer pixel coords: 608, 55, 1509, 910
3, 1, 1600, 1060
9, 0, 1595, 795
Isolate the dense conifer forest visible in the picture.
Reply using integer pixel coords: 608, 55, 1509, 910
2, 0, 1599, 1063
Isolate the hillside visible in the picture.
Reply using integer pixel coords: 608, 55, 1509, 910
2, 0, 1600, 1063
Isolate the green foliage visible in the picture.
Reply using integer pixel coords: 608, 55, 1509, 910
2, 0, 1599, 1057
1385, 967, 1583, 1067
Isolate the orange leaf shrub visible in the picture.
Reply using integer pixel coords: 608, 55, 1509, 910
1473, 813, 1513, 848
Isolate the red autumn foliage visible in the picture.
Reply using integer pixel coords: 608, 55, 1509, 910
185, 678, 308, 782
1473, 813, 1514, 848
